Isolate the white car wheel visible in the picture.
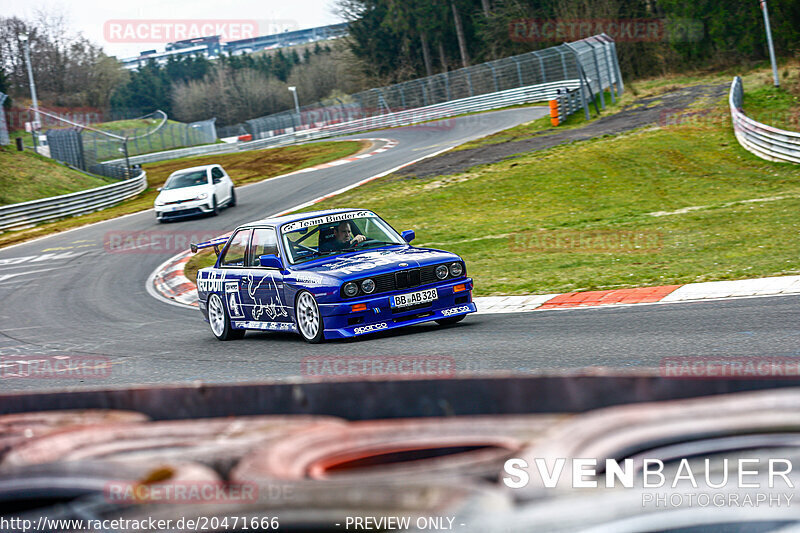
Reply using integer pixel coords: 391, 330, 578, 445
207, 293, 245, 341
295, 291, 323, 343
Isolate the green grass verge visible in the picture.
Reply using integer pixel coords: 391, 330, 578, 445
0, 146, 114, 205
291, 68, 800, 296
0, 140, 366, 249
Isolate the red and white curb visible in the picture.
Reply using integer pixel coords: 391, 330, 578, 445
291, 138, 398, 174
146, 251, 199, 308
150, 253, 800, 313
476, 276, 800, 313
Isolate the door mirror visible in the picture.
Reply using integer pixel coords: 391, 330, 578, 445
213, 177, 222, 184
157, 187, 163, 192
259, 254, 282, 269
401, 230, 415, 243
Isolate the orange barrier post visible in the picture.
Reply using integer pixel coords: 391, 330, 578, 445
549, 99, 560, 126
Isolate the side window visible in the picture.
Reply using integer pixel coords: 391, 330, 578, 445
220, 229, 251, 267
249, 228, 279, 267
211, 167, 223, 182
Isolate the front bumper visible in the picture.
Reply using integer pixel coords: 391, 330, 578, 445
155, 199, 214, 220
319, 278, 476, 339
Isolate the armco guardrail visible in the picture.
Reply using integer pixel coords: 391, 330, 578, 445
730, 76, 800, 164
237, 79, 584, 151
0, 171, 147, 232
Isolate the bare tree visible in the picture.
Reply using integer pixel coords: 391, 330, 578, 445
450, 0, 470, 67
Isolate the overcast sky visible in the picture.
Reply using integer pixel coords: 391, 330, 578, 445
7, 0, 344, 58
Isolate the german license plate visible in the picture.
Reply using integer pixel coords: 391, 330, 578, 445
391, 288, 437, 308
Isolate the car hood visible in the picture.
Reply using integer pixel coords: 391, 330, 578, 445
292, 246, 462, 280
156, 185, 210, 203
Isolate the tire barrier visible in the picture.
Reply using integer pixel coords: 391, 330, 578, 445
0, 410, 149, 461
5, 383, 800, 529
2, 415, 346, 477
231, 415, 568, 484
0, 460, 219, 511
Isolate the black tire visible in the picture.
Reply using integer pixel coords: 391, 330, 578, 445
207, 293, 246, 341
436, 314, 466, 326
295, 291, 324, 343
228, 187, 236, 207
210, 196, 220, 216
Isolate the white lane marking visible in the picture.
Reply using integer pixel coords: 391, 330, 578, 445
0, 268, 59, 282
0, 251, 82, 267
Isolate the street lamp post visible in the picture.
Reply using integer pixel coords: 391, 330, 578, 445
18, 33, 42, 128
759, 0, 780, 88
288, 86, 301, 128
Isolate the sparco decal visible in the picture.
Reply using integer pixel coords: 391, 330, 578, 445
442, 305, 471, 317
353, 323, 389, 335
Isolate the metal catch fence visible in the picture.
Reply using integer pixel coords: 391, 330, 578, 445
237, 34, 622, 140
40, 110, 218, 179
729, 76, 800, 164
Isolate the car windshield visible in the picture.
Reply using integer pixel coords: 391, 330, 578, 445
163, 170, 208, 190
281, 212, 405, 264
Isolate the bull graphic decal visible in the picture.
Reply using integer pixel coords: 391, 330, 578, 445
243, 273, 288, 321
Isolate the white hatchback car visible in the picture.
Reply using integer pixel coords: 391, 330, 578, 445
154, 165, 236, 222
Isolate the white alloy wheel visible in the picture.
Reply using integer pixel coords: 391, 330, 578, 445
207, 293, 245, 341
296, 291, 323, 343
208, 293, 226, 337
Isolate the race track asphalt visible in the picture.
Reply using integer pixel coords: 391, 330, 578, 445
1, 106, 798, 392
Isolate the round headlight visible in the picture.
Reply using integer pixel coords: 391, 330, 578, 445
343, 282, 359, 297
435, 265, 449, 280
361, 278, 375, 294
449, 262, 463, 277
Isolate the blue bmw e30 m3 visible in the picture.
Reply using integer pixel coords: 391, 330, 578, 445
191, 208, 476, 343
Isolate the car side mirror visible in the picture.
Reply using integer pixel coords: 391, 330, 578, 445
157, 187, 163, 192
401, 230, 415, 243
213, 178, 221, 184
259, 254, 282, 269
